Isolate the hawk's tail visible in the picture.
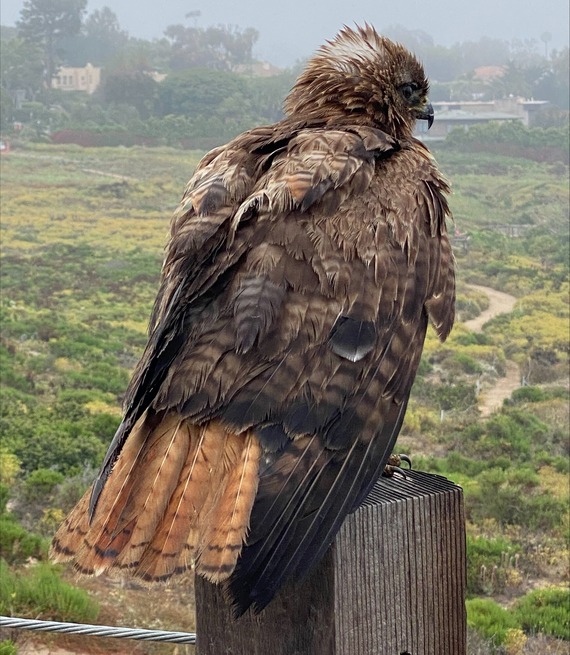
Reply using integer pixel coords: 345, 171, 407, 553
50, 413, 261, 583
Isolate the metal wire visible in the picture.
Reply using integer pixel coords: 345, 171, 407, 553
0, 615, 196, 644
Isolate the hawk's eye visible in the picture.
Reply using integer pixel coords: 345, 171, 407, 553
401, 84, 415, 101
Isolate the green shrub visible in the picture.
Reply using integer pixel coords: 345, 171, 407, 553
445, 452, 488, 477
515, 587, 570, 639
0, 559, 99, 622
508, 385, 569, 408
22, 468, 65, 503
446, 122, 570, 157
0, 484, 9, 514
0, 641, 17, 655
453, 331, 491, 346
456, 409, 549, 464
466, 598, 520, 646
520, 494, 570, 533
467, 467, 567, 533
434, 382, 478, 411
466, 535, 518, 596
416, 452, 489, 480
452, 352, 483, 374
0, 515, 47, 564
552, 456, 569, 474
0, 450, 21, 486
51, 473, 93, 514
3, 416, 107, 475
509, 386, 547, 404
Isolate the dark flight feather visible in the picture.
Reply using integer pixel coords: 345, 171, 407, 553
328, 315, 377, 362
51, 25, 455, 617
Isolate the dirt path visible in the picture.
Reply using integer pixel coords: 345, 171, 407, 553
464, 284, 517, 332
479, 359, 521, 417
12, 151, 137, 181
80, 167, 135, 181
465, 285, 520, 416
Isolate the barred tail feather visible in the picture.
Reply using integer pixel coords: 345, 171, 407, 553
196, 432, 261, 582
136, 423, 229, 580
50, 416, 260, 584
51, 413, 153, 573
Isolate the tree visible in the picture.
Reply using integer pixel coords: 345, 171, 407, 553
534, 48, 570, 109
0, 36, 44, 99
165, 23, 259, 71
247, 72, 296, 123
157, 68, 251, 117
100, 70, 159, 119
17, 0, 87, 90
486, 61, 533, 99
509, 38, 545, 68
540, 32, 552, 59
59, 6, 129, 66
383, 24, 435, 55
84, 6, 126, 43
454, 36, 511, 72
0, 87, 14, 132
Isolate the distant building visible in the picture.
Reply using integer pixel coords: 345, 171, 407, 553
472, 65, 507, 82
418, 98, 550, 139
146, 71, 168, 83
483, 224, 533, 238
234, 61, 284, 77
52, 63, 101, 94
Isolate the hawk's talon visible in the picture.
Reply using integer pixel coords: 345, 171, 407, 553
387, 465, 408, 479
383, 453, 413, 478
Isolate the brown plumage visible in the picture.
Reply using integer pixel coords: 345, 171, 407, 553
51, 25, 455, 614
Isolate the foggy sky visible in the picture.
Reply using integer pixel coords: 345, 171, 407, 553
2, 0, 569, 66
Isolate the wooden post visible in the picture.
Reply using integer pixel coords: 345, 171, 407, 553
195, 470, 466, 655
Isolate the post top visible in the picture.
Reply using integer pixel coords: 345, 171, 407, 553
360, 469, 462, 507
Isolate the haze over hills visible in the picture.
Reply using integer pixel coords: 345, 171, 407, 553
2, 0, 569, 66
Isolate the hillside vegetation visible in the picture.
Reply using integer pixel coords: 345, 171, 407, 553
0, 143, 568, 654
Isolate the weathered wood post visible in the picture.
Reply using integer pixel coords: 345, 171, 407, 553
195, 470, 466, 655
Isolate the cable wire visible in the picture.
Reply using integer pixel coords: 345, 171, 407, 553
0, 615, 196, 644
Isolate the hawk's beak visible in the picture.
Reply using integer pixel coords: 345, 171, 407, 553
416, 102, 434, 129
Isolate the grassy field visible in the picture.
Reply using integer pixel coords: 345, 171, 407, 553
1, 142, 568, 654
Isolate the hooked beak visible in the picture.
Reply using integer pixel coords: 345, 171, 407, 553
415, 102, 434, 129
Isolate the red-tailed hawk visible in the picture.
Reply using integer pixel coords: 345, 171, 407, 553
51, 25, 455, 615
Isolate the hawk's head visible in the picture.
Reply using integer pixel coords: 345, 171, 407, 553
284, 25, 433, 139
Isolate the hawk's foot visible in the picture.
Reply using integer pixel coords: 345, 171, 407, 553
383, 453, 412, 478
